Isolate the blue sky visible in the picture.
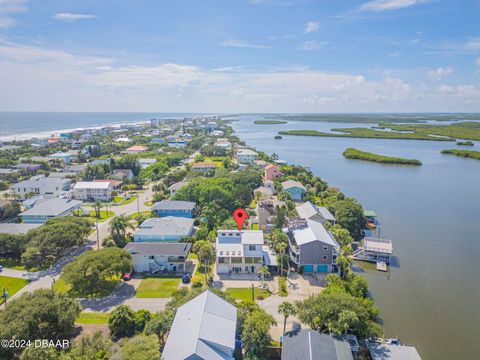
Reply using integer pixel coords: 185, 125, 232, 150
0, 0, 479, 112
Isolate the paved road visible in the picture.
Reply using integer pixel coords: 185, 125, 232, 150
6, 185, 154, 301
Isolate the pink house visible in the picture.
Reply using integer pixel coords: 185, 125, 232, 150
264, 164, 282, 181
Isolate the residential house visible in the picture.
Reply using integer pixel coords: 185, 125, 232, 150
212, 130, 224, 136
367, 340, 422, 360
287, 218, 340, 273
133, 216, 195, 242
64, 164, 87, 174
254, 186, 273, 200
162, 290, 237, 360
73, 181, 113, 201
15, 163, 42, 173
168, 181, 188, 197
167, 138, 187, 148
93, 179, 122, 190
0, 168, 20, 179
150, 137, 166, 145
264, 163, 282, 181
282, 329, 353, 360
191, 162, 217, 172
263, 179, 276, 194
256, 199, 285, 231
48, 152, 73, 164
0, 223, 41, 235
111, 169, 134, 181
281, 180, 306, 201
215, 138, 231, 149
19, 198, 82, 224
115, 136, 131, 143
125, 242, 191, 273
125, 145, 148, 154
253, 159, 268, 169
11, 175, 71, 200
296, 201, 336, 224
90, 159, 112, 166
139, 158, 156, 169
236, 149, 258, 164
0, 200, 10, 219
216, 230, 265, 274
152, 200, 195, 218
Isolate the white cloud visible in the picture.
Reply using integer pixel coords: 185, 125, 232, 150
220, 39, 270, 49
360, 0, 430, 12
0, 40, 479, 112
476, 57, 480, 67
53, 13, 97, 22
304, 21, 320, 33
464, 38, 480, 51
0, 0, 28, 29
427, 67, 453, 80
299, 40, 328, 51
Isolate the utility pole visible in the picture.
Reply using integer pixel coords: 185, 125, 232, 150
137, 195, 140, 214
96, 219, 100, 250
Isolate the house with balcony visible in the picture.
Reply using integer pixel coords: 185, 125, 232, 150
191, 162, 217, 172
11, 175, 71, 200
73, 181, 113, 201
152, 200, 195, 218
125, 242, 191, 273
133, 216, 195, 242
281, 180, 306, 201
48, 152, 73, 164
19, 198, 82, 224
287, 218, 340, 273
215, 230, 265, 274
236, 149, 258, 164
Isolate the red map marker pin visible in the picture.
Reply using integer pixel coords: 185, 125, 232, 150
233, 208, 247, 231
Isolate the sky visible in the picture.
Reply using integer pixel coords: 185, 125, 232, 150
0, 0, 479, 113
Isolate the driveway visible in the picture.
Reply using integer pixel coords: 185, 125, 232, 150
0, 268, 28, 279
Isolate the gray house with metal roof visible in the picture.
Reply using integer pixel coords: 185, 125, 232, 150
282, 329, 353, 360
19, 198, 82, 224
125, 242, 191, 273
162, 290, 237, 360
152, 200, 196, 218
133, 216, 195, 242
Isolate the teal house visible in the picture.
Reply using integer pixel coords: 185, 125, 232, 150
281, 180, 306, 201
152, 200, 195, 218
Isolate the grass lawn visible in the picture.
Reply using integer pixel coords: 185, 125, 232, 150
248, 199, 257, 209
128, 210, 154, 220
251, 223, 259, 230
135, 278, 181, 298
0, 258, 27, 271
113, 196, 123, 203
120, 196, 137, 206
87, 210, 115, 222
0, 276, 29, 301
75, 312, 110, 325
203, 157, 225, 168
52, 277, 71, 294
225, 287, 271, 303
53, 276, 120, 298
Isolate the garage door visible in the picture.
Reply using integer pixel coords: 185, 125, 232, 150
317, 264, 328, 273
217, 265, 230, 274
303, 265, 314, 273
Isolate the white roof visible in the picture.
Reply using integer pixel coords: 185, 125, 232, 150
0, 223, 41, 234
162, 290, 237, 360
292, 219, 339, 248
74, 181, 111, 190
282, 180, 306, 191
368, 342, 422, 360
262, 245, 278, 266
237, 149, 257, 156
241, 230, 264, 244
364, 237, 393, 254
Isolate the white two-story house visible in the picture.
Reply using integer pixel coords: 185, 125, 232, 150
216, 230, 265, 274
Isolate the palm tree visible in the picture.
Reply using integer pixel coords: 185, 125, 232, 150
109, 215, 134, 246
277, 241, 288, 276
336, 254, 353, 280
93, 200, 102, 219
278, 301, 296, 335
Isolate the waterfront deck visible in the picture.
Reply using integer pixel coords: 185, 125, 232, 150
353, 237, 393, 271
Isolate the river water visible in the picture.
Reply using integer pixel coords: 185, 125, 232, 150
231, 115, 480, 360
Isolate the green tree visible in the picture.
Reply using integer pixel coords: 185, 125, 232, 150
62, 248, 132, 297
134, 309, 152, 333
109, 305, 137, 340
268, 229, 288, 276
0, 289, 81, 359
109, 215, 134, 246
192, 240, 215, 285
94, 200, 103, 219
120, 334, 160, 360
61, 331, 113, 360
333, 199, 365, 241
278, 301, 296, 335
241, 308, 277, 359
20, 346, 60, 360
144, 310, 174, 348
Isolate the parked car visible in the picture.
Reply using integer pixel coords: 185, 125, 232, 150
0, 265, 3, 272
182, 272, 191, 284
123, 270, 134, 281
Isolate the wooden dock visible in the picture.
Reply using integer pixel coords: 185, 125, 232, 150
376, 261, 387, 272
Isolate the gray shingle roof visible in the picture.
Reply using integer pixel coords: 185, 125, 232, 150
19, 198, 82, 217
282, 180, 306, 191
282, 330, 353, 360
134, 216, 194, 237
152, 200, 195, 211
